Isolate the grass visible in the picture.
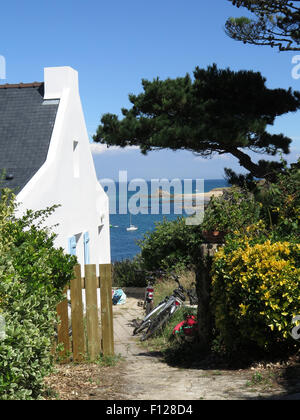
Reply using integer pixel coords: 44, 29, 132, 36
153, 270, 196, 307
96, 353, 123, 367
245, 371, 277, 390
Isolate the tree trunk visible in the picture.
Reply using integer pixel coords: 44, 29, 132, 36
227, 147, 266, 179
196, 244, 219, 353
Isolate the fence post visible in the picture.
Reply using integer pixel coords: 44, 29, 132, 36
100, 264, 114, 356
70, 265, 85, 362
56, 287, 70, 363
85, 264, 101, 361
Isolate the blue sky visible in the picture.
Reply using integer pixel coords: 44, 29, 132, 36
1, 0, 299, 180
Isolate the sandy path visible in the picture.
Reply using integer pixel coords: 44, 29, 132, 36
112, 297, 297, 400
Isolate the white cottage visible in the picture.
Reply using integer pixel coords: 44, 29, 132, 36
0, 66, 111, 268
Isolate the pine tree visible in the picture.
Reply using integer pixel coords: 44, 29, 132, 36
94, 64, 300, 180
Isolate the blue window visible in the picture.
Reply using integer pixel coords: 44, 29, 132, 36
84, 232, 90, 265
68, 236, 77, 256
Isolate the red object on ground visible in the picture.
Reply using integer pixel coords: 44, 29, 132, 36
173, 315, 197, 337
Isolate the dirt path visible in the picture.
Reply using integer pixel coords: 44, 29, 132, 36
113, 297, 300, 401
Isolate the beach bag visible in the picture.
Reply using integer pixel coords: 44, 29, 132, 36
112, 289, 126, 305
118, 290, 127, 305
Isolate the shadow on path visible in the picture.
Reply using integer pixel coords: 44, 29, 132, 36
112, 296, 300, 400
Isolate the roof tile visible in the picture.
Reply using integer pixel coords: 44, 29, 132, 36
0, 83, 59, 193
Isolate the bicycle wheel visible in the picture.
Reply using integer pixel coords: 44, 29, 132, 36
133, 301, 166, 335
140, 309, 171, 341
133, 319, 151, 335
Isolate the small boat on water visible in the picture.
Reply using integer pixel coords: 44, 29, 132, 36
126, 214, 138, 231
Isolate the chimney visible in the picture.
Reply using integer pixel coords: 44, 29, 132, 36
43, 66, 79, 100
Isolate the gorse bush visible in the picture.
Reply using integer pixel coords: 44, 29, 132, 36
0, 189, 76, 400
212, 224, 300, 355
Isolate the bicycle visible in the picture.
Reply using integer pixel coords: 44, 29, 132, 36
136, 270, 166, 315
143, 270, 168, 315
144, 276, 155, 315
133, 273, 188, 341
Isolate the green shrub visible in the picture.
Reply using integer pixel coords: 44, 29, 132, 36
256, 159, 300, 240
138, 217, 204, 272
112, 256, 147, 287
0, 274, 61, 399
0, 189, 76, 400
201, 187, 261, 233
212, 224, 300, 355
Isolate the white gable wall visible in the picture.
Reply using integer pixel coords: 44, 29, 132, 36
16, 67, 111, 269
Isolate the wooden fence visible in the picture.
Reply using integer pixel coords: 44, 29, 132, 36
56, 264, 114, 363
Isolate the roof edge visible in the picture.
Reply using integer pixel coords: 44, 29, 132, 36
0, 82, 43, 89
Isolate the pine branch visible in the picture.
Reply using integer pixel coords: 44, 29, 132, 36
226, 0, 300, 51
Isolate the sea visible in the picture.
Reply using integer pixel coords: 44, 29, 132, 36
101, 179, 229, 262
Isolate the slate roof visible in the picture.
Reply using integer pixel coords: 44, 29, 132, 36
0, 83, 59, 194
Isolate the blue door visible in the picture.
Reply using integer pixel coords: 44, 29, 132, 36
84, 232, 90, 265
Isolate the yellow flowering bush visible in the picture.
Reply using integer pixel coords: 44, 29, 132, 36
212, 230, 300, 354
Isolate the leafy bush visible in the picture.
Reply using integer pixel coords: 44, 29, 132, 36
212, 224, 300, 355
138, 217, 204, 272
256, 159, 300, 240
0, 274, 62, 399
112, 256, 147, 287
0, 189, 76, 400
201, 187, 261, 233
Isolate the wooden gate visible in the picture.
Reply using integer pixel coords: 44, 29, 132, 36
56, 264, 114, 362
